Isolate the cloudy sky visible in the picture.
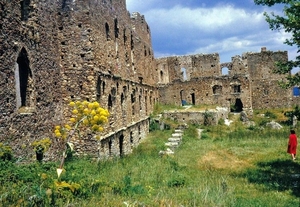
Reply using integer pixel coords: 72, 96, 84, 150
126, 0, 298, 68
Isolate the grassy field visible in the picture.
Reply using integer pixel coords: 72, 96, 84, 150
0, 108, 299, 206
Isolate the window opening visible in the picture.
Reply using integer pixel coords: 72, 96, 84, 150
160, 71, 163, 82
105, 22, 110, 40
108, 139, 112, 156
139, 95, 142, 110
130, 132, 134, 146
123, 28, 127, 45
119, 135, 124, 157
16, 48, 32, 108
114, 18, 119, 38
191, 93, 195, 105
233, 85, 241, 93
96, 76, 101, 101
181, 67, 187, 81
20, 0, 31, 21
212, 85, 222, 95
102, 81, 105, 94
222, 67, 229, 75
130, 33, 134, 50
108, 94, 112, 109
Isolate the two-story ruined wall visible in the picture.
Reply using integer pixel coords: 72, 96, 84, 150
0, 0, 159, 160
157, 54, 220, 83
247, 48, 290, 109
158, 75, 252, 112
157, 47, 293, 113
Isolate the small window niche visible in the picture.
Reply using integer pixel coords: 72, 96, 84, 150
233, 85, 241, 93
212, 85, 222, 95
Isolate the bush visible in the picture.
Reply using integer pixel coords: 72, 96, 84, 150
201, 133, 210, 139
149, 119, 160, 131
167, 173, 186, 187
0, 142, 13, 161
265, 111, 277, 119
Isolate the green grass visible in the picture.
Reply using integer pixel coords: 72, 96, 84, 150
1, 112, 300, 206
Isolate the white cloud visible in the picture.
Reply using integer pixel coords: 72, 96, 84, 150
143, 4, 271, 30
126, 0, 297, 65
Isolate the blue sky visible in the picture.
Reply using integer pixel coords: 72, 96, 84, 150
126, 0, 298, 69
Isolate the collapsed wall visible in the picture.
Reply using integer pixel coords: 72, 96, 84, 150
0, 0, 159, 160
157, 47, 300, 113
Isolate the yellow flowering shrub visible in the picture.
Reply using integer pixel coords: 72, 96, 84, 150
54, 100, 110, 141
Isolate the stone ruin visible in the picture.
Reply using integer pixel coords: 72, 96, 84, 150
1, 0, 300, 160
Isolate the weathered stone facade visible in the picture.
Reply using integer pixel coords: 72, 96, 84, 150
1, 0, 299, 160
0, 0, 158, 159
157, 47, 300, 114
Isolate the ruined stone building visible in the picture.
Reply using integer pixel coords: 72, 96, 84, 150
0, 0, 158, 159
157, 47, 300, 115
0, 0, 299, 160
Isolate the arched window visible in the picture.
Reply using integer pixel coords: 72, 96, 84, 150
16, 48, 33, 108
222, 67, 229, 75
160, 71, 164, 82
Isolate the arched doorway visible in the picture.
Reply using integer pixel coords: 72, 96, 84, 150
232, 98, 243, 112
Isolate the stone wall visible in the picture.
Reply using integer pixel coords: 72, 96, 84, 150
0, 0, 159, 160
162, 107, 229, 126
157, 47, 300, 112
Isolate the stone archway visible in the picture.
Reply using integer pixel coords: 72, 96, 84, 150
233, 98, 243, 112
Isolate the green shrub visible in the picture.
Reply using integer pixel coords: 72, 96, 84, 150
149, 119, 160, 131
201, 132, 210, 139
265, 111, 277, 119
167, 173, 186, 187
0, 143, 13, 161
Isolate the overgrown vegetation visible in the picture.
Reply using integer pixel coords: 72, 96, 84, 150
1, 106, 300, 206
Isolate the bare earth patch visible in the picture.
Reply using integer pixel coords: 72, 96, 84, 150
198, 150, 253, 171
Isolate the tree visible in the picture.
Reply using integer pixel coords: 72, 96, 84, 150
254, 0, 300, 88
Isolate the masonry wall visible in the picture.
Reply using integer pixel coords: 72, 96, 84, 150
158, 75, 252, 112
246, 49, 291, 109
157, 54, 220, 83
0, 0, 63, 158
157, 48, 295, 113
0, 0, 159, 160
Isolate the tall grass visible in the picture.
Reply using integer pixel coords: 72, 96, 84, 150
0, 110, 299, 206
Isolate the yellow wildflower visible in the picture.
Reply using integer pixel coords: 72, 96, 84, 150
69, 101, 75, 107
70, 118, 76, 123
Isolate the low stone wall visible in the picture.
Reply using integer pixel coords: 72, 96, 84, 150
162, 107, 229, 125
